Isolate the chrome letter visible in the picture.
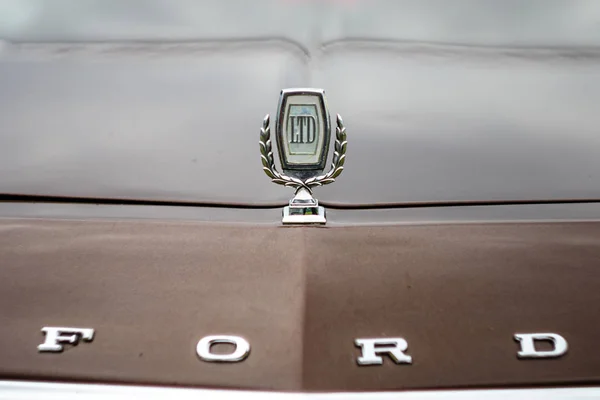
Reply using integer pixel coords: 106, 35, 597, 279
37, 327, 95, 352
196, 335, 250, 363
514, 333, 568, 359
355, 337, 413, 365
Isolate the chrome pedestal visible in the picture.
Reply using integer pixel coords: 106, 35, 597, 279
281, 188, 326, 225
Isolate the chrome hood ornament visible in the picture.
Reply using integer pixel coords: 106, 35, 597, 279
260, 88, 347, 225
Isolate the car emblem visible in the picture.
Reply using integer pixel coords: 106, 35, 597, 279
260, 88, 347, 225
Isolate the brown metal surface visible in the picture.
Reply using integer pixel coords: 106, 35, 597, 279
302, 224, 600, 390
0, 219, 599, 391
0, 221, 305, 390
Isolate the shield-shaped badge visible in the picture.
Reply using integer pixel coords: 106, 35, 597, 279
275, 88, 331, 178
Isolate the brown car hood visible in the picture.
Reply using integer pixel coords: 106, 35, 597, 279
0, 219, 599, 391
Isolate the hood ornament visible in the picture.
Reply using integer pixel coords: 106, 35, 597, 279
260, 88, 347, 225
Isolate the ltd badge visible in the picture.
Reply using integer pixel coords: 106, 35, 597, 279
260, 88, 347, 225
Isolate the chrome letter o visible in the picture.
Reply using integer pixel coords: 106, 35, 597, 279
196, 335, 250, 363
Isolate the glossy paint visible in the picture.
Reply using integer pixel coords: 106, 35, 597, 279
1, 0, 599, 393
1, 0, 600, 205
0, 219, 599, 390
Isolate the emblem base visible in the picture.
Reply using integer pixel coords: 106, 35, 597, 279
281, 188, 326, 225
282, 205, 326, 225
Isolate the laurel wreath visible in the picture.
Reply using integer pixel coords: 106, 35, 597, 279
260, 114, 347, 194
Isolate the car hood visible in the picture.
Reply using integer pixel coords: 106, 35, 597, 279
1, 219, 600, 391
1, 4, 600, 207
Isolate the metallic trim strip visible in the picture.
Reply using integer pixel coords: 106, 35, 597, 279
2, 202, 600, 225
0, 381, 598, 400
